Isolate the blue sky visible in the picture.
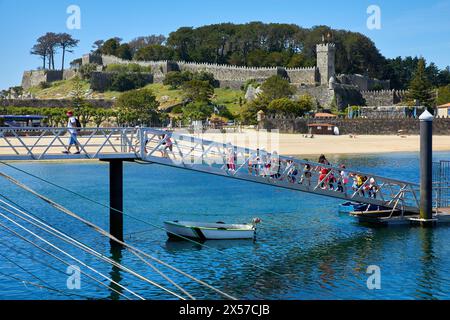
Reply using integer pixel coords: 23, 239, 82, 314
0, 0, 449, 90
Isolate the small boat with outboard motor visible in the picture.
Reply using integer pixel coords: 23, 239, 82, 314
164, 218, 261, 241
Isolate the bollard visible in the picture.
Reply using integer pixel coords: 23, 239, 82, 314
419, 110, 434, 224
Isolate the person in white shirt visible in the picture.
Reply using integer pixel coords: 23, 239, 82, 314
63, 110, 80, 154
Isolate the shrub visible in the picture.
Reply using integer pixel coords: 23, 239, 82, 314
192, 71, 218, 88
105, 63, 151, 73
242, 79, 260, 91
267, 97, 312, 117
182, 80, 214, 103
79, 63, 98, 80
182, 102, 214, 121
163, 71, 193, 89
109, 72, 150, 92
114, 88, 160, 126
39, 81, 51, 89
240, 96, 270, 125
260, 75, 295, 100
171, 105, 183, 114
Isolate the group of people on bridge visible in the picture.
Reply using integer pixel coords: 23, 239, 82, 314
226, 149, 380, 199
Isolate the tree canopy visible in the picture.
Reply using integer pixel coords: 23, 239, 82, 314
260, 76, 295, 101
114, 88, 160, 126
87, 23, 449, 89
182, 80, 214, 103
31, 32, 79, 70
407, 58, 435, 107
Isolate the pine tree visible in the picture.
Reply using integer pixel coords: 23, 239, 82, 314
407, 58, 435, 107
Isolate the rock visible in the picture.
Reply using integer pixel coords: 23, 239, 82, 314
245, 85, 262, 102
328, 76, 337, 90
160, 95, 170, 102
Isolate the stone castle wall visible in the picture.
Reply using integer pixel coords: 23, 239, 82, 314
84, 54, 318, 88
22, 69, 79, 90
296, 86, 334, 108
22, 70, 62, 90
286, 67, 318, 85
337, 74, 390, 91
361, 90, 407, 106
264, 116, 450, 135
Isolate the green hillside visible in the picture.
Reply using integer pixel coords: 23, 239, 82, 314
25, 79, 245, 116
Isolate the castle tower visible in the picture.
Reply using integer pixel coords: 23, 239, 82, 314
316, 43, 336, 86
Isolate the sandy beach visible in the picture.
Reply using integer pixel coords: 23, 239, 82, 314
192, 131, 450, 156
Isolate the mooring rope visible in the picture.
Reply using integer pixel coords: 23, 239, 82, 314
0, 251, 97, 300
0, 220, 133, 300
0, 171, 237, 300
0, 199, 194, 300
0, 236, 114, 298
0, 270, 96, 300
0, 196, 194, 300
0, 161, 285, 278
0, 214, 145, 300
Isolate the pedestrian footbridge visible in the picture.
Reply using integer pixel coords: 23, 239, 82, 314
0, 127, 421, 214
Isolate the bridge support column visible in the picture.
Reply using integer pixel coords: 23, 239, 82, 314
419, 110, 434, 226
109, 160, 123, 245
100, 156, 135, 246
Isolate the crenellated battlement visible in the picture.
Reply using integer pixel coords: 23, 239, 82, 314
361, 89, 408, 106
360, 89, 407, 95
92, 54, 318, 86
316, 42, 336, 51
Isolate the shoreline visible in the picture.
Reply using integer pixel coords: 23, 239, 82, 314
1, 133, 449, 162
191, 132, 450, 157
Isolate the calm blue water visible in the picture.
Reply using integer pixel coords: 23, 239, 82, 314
0, 152, 449, 300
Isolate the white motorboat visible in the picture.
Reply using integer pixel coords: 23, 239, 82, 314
164, 219, 261, 241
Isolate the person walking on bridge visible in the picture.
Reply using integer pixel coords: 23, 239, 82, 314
62, 110, 81, 154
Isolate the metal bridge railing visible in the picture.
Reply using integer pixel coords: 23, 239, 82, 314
138, 128, 421, 213
433, 161, 450, 209
0, 126, 422, 213
0, 127, 139, 160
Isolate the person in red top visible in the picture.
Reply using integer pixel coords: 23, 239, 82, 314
318, 155, 331, 189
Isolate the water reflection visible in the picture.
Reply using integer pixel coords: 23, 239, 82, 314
108, 245, 124, 300
165, 238, 256, 253
415, 227, 438, 300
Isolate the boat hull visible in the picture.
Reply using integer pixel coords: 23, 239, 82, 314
338, 202, 361, 213
164, 221, 255, 241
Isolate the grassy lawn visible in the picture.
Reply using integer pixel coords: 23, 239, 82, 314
27, 78, 90, 99
212, 88, 245, 116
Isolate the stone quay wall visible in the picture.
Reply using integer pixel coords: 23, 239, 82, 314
264, 116, 450, 135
